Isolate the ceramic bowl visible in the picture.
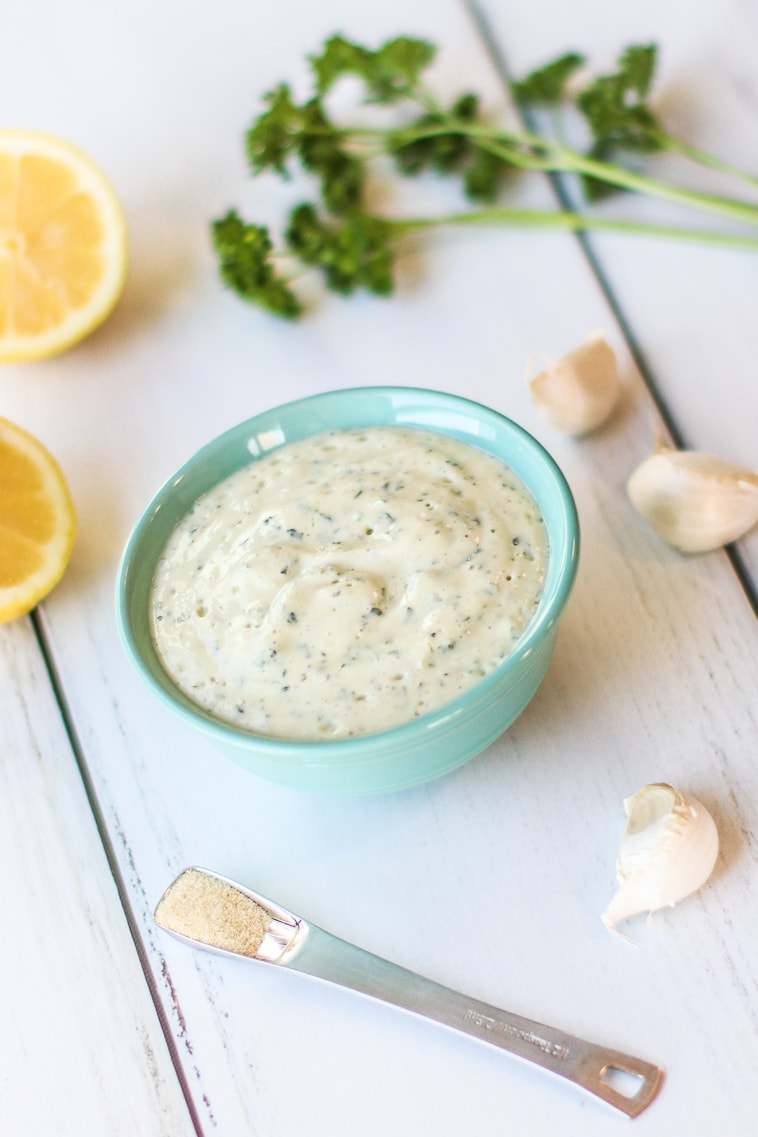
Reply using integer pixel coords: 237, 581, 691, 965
116, 386, 579, 793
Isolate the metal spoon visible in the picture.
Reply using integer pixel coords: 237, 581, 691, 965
155, 867, 663, 1118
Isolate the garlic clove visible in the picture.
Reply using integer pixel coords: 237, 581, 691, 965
528, 333, 621, 434
627, 444, 758, 553
602, 783, 719, 936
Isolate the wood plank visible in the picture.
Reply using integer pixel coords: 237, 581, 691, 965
0, 618, 194, 1137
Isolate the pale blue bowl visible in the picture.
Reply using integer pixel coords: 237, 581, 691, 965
116, 387, 579, 794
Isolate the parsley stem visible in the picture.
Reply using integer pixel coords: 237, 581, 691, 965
367, 116, 758, 227
656, 131, 758, 190
390, 206, 758, 250
421, 118, 758, 227
542, 142, 758, 226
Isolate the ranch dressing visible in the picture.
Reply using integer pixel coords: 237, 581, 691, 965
150, 426, 547, 740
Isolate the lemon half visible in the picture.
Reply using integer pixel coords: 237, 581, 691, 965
0, 130, 127, 361
0, 416, 76, 621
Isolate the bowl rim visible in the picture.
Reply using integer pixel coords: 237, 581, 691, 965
116, 384, 579, 758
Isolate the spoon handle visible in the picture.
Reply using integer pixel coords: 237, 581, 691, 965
283, 925, 663, 1119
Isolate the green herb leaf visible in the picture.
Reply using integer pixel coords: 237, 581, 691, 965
310, 33, 435, 102
370, 36, 436, 101
392, 93, 512, 202
309, 34, 372, 92
576, 43, 662, 150
296, 98, 364, 213
211, 211, 302, 319
286, 203, 395, 295
511, 52, 586, 107
463, 147, 513, 202
245, 85, 363, 214
617, 43, 657, 97
574, 43, 663, 201
392, 93, 478, 175
245, 84, 303, 175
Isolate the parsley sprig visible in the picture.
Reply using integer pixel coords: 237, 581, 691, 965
212, 33, 758, 319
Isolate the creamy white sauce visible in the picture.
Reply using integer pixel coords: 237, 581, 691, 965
150, 426, 547, 740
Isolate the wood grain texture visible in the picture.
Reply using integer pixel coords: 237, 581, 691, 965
0, 619, 194, 1136
0, 0, 756, 1134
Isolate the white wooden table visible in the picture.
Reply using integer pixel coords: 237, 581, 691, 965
2, 0, 757, 1133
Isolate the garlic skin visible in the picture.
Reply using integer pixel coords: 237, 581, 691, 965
602, 783, 719, 935
529, 333, 621, 434
628, 445, 758, 553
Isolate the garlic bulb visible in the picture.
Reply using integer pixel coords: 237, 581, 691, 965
528, 333, 621, 434
627, 444, 758, 553
602, 783, 719, 936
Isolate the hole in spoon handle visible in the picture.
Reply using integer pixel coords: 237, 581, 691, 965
575, 1049, 664, 1118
